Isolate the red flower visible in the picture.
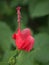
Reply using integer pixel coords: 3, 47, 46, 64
12, 6, 35, 52
12, 28, 35, 52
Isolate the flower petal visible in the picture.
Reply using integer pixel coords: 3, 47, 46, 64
22, 36, 35, 51
12, 33, 17, 40
15, 36, 24, 49
21, 28, 31, 39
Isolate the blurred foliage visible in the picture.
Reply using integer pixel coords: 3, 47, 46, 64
0, 0, 49, 65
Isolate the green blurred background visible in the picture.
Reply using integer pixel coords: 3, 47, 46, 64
0, 0, 49, 65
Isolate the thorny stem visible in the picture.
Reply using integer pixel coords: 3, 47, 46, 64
16, 6, 21, 30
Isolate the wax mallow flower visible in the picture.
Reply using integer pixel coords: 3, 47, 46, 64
12, 6, 35, 52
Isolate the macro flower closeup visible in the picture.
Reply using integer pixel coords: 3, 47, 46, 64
12, 28, 35, 52
0, 0, 49, 65
12, 6, 35, 52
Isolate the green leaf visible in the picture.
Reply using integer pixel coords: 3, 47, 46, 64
35, 46, 49, 63
8, 50, 19, 65
16, 51, 39, 65
29, 0, 49, 18
2, 50, 20, 65
2, 50, 16, 63
34, 33, 49, 48
34, 33, 49, 63
0, 62, 8, 65
0, 21, 13, 51
0, 21, 15, 63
